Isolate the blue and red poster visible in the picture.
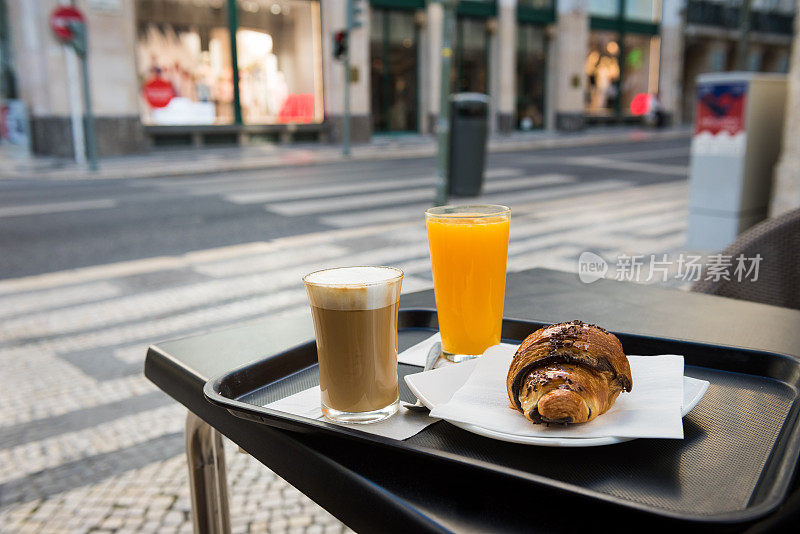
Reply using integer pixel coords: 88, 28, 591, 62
694, 82, 747, 135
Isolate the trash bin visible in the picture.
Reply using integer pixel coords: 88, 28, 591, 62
448, 93, 489, 197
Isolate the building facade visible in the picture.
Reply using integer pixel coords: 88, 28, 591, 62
681, 0, 796, 122
0, 0, 795, 157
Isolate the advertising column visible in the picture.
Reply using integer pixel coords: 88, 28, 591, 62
687, 73, 787, 250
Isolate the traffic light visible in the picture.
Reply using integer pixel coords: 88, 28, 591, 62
333, 30, 348, 61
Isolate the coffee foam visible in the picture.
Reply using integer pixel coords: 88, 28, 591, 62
304, 266, 403, 311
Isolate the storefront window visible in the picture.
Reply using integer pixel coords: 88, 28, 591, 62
518, 0, 554, 9
236, 0, 323, 124
136, 0, 234, 125
0, 0, 15, 100
621, 33, 659, 115
135, 0, 323, 126
625, 0, 659, 22
370, 9, 418, 132
516, 24, 546, 130
589, 0, 620, 18
453, 18, 489, 94
764, 48, 791, 73
585, 31, 620, 116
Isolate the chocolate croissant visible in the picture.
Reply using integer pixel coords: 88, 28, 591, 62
506, 321, 632, 424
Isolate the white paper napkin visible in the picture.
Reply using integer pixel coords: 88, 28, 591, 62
397, 332, 517, 366
265, 386, 438, 441
397, 332, 442, 366
429, 344, 686, 439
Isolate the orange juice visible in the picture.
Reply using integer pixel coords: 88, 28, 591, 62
426, 206, 510, 359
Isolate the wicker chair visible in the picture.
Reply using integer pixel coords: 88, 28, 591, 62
691, 208, 800, 310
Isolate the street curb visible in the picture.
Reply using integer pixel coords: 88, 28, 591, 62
4, 128, 691, 181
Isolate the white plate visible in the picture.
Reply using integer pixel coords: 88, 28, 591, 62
405, 359, 710, 447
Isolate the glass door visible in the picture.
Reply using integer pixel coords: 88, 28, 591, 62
585, 30, 621, 117
370, 9, 419, 133
0, 0, 15, 99
516, 24, 546, 130
453, 17, 489, 94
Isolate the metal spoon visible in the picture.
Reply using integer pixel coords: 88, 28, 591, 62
402, 341, 441, 413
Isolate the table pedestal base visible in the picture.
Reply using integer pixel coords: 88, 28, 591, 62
186, 412, 231, 534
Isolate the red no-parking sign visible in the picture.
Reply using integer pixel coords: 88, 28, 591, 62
142, 77, 176, 108
50, 5, 85, 43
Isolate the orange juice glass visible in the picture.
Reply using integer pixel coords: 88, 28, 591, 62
425, 205, 510, 362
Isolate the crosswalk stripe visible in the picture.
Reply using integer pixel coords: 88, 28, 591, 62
630, 218, 687, 238
0, 404, 184, 484
0, 375, 156, 430
603, 146, 690, 160
507, 245, 587, 273
226, 175, 435, 205
515, 180, 686, 210
253, 169, 536, 215
510, 200, 687, 242
0, 282, 122, 319
149, 160, 439, 194
193, 244, 349, 277
562, 156, 688, 176
219, 167, 524, 204
186, 169, 418, 197
0, 199, 117, 218
264, 172, 569, 216
320, 179, 627, 227
506, 183, 685, 228
0, 256, 188, 296
508, 213, 686, 258
319, 205, 426, 227
513, 185, 686, 221
532, 146, 689, 162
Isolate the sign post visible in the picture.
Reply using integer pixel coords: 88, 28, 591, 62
50, 5, 98, 171
343, 2, 351, 157
333, 1, 363, 156
434, 0, 457, 206
64, 45, 86, 165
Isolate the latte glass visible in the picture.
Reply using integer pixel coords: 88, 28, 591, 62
303, 266, 403, 424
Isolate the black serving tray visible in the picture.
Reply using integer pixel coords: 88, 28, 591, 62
204, 309, 800, 526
